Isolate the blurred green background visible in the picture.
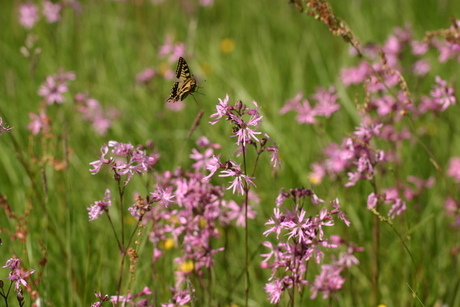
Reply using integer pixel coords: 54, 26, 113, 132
1, 0, 460, 306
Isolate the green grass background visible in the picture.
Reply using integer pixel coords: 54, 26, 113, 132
1, 0, 460, 306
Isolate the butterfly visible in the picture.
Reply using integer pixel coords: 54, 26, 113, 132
166, 57, 197, 103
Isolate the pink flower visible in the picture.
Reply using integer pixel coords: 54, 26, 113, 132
38, 76, 68, 104
19, 3, 39, 29
447, 157, 460, 182
135, 67, 155, 83
42, 0, 61, 23
87, 189, 112, 221
28, 112, 50, 135
430, 76, 456, 111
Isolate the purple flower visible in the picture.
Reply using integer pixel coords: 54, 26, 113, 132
203, 154, 223, 181
280, 92, 302, 114
340, 61, 371, 86
150, 184, 175, 207
412, 59, 430, 76
430, 76, 456, 111
209, 94, 230, 125
388, 198, 406, 218
76, 95, 118, 135
226, 200, 256, 227
87, 189, 112, 221
264, 279, 284, 304
89, 144, 110, 175
310, 264, 345, 299
19, 3, 39, 29
411, 40, 429, 55
3, 258, 35, 291
312, 86, 340, 117
295, 99, 317, 124
447, 157, 460, 182
189, 148, 214, 172
218, 161, 256, 195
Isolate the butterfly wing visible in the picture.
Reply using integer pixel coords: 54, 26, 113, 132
167, 57, 197, 103
166, 82, 180, 103
176, 77, 197, 101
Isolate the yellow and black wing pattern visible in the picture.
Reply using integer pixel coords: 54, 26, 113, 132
166, 57, 197, 103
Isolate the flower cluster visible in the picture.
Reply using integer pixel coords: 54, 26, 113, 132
159, 35, 186, 65
18, 0, 81, 29
280, 87, 340, 124
89, 141, 160, 185
262, 189, 357, 303
87, 189, 112, 221
91, 287, 152, 307
209, 94, 280, 165
2, 258, 35, 292
141, 140, 258, 290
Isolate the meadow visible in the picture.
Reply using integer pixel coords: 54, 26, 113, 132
1, 0, 460, 306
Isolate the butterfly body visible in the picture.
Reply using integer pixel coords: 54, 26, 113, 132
166, 57, 197, 103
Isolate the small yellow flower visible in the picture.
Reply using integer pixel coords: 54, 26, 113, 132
180, 260, 194, 273
220, 38, 235, 53
159, 238, 174, 250
199, 217, 207, 229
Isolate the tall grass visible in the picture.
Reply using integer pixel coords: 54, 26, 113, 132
1, 0, 460, 306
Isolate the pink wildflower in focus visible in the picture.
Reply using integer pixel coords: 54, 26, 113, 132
3, 258, 35, 291
42, 0, 61, 23
430, 76, 456, 111
262, 188, 354, 303
264, 279, 284, 304
87, 189, 112, 221
218, 161, 256, 195
447, 157, 460, 182
209, 94, 230, 125
89, 141, 158, 184
19, 3, 40, 29
232, 108, 263, 145
150, 184, 175, 207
